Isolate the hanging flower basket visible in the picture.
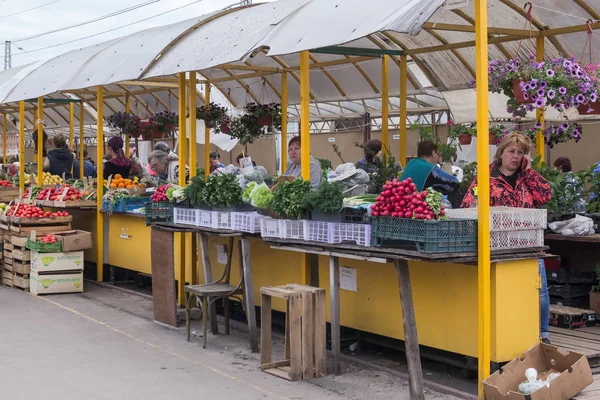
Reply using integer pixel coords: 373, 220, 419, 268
258, 115, 273, 127
244, 102, 282, 131
458, 133, 472, 145
489, 133, 498, 145
521, 122, 583, 148
512, 79, 534, 104
577, 101, 600, 115
485, 57, 600, 118
197, 103, 228, 128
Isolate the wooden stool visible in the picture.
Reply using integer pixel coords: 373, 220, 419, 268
260, 284, 326, 381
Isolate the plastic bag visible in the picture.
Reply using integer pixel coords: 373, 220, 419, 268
517, 368, 561, 394
549, 214, 595, 236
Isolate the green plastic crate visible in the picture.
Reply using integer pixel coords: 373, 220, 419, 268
26, 237, 62, 253
371, 217, 478, 253
145, 201, 174, 225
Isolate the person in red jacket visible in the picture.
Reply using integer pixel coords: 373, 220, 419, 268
461, 132, 552, 344
461, 133, 551, 208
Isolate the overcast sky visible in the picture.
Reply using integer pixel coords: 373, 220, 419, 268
0, 0, 272, 68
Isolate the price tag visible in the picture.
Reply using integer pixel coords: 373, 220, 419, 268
59, 187, 69, 201
46, 189, 52, 201
29, 230, 36, 242
107, 175, 113, 189
83, 178, 88, 191
27, 187, 33, 200
13, 202, 20, 215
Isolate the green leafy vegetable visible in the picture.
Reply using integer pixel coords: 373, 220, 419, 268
183, 176, 206, 207
203, 173, 243, 208
243, 182, 258, 203
270, 178, 311, 219
307, 181, 343, 213
249, 183, 273, 209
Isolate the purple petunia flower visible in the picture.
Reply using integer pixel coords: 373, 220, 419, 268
535, 98, 545, 108
506, 107, 513, 113
534, 122, 542, 130
523, 93, 530, 100
525, 104, 534, 112
591, 93, 598, 102
529, 80, 538, 89
546, 69, 555, 77
576, 94, 586, 103
540, 81, 547, 89
561, 122, 569, 130
559, 86, 567, 95
548, 89, 556, 99
564, 60, 573, 69
537, 89, 545, 97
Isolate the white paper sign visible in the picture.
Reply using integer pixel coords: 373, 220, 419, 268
328, 137, 336, 143
393, 134, 400, 140
340, 267, 357, 292
217, 245, 228, 265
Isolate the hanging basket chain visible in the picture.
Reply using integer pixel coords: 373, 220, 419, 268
514, 2, 536, 60
579, 20, 596, 65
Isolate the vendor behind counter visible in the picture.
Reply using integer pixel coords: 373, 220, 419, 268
104, 136, 131, 179
284, 136, 322, 189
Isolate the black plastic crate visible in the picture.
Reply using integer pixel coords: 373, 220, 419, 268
371, 217, 478, 253
546, 268, 594, 284
311, 210, 343, 223
550, 296, 590, 308
342, 208, 369, 224
145, 201, 173, 226
548, 283, 592, 299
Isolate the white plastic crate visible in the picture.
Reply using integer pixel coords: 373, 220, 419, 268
445, 207, 547, 230
332, 223, 372, 247
231, 212, 263, 233
212, 211, 232, 230
280, 219, 305, 240
304, 221, 332, 243
260, 217, 282, 239
490, 229, 544, 250
197, 209, 214, 228
173, 207, 199, 226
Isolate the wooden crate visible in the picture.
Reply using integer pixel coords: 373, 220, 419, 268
11, 260, 30, 275
4, 262, 13, 272
11, 272, 29, 291
11, 248, 30, 262
10, 223, 72, 235
10, 235, 27, 247
260, 284, 327, 381
3, 241, 13, 251
2, 276, 12, 287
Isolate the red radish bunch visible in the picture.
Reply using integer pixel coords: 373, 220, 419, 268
370, 177, 445, 220
38, 234, 58, 243
151, 185, 171, 202
37, 185, 81, 201
6, 204, 69, 218
0, 180, 13, 187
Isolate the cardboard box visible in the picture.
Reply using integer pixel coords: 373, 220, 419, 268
30, 251, 83, 273
549, 304, 596, 329
30, 271, 83, 295
54, 230, 92, 252
590, 291, 600, 318
483, 343, 593, 399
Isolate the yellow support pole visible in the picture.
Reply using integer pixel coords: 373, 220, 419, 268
381, 55, 389, 156
300, 51, 310, 181
79, 102, 84, 180
399, 55, 408, 167
96, 87, 104, 283
37, 98, 44, 187
125, 95, 130, 158
204, 84, 211, 180
189, 71, 197, 178
475, 0, 491, 397
177, 72, 187, 306
281, 72, 288, 173
2, 113, 7, 165
536, 37, 545, 165
19, 102, 24, 193
69, 103, 74, 150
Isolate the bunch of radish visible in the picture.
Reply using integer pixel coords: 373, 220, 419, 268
37, 234, 58, 243
151, 185, 171, 202
6, 204, 69, 218
0, 180, 13, 187
370, 177, 446, 220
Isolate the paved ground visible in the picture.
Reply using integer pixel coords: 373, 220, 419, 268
0, 284, 462, 400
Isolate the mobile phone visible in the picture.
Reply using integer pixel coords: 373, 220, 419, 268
521, 157, 529, 170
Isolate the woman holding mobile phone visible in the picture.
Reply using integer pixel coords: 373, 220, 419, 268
461, 133, 552, 343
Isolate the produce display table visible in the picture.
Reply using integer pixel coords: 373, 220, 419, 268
264, 238, 547, 399
152, 222, 259, 353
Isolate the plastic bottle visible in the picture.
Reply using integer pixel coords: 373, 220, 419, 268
442, 195, 452, 210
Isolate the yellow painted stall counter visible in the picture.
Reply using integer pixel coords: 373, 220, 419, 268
201, 236, 539, 363
107, 213, 152, 275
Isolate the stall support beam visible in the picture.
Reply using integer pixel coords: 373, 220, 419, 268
19, 102, 24, 193
37, 98, 44, 186
189, 71, 197, 178
280, 72, 288, 173
125, 95, 130, 158
204, 84, 211, 180
177, 72, 187, 307
96, 87, 105, 283
300, 51, 310, 181
535, 37, 545, 165
381, 55, 389, 155
399, 55, 407, 167
69, 103, 74, 151
79, 103, 84, 180
474, 0, 491, 398
2, 113, 7, 165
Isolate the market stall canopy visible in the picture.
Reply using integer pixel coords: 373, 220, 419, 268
3, 0, 600, 132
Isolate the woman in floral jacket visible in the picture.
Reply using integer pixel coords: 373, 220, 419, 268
461, 133, 552, 343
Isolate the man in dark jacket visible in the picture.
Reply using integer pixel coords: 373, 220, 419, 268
73, 149, 96, 178
44, 134, 74, 179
